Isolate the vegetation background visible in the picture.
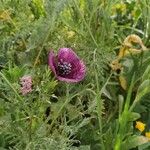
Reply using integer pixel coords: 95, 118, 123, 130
0, 0, 150, 150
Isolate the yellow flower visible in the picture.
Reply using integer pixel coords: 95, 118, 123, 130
145, 132, 150, 140
111, 3, 126, 15
116, 3, 126, 12
135, 121, 146, 132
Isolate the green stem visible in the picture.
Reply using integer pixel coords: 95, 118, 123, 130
114, 74, 135, 150
28, 116, 33, 141
72, 0, 98, 47
95, 72, 104, 148
94, 49, 112, 150
0, 72, 22, 101
47, 84, 70, 132
33, 25, 52, 67
124, 75, 135, 112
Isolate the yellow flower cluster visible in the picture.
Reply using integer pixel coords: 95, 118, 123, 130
135, 121, 150, 140
135, 121, 145, 132
111, 3, 126, 15
145, 132, 150, 140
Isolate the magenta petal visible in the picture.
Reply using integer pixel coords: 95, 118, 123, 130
48, 48, 86, 83
48, 51, 57, 76
58, 48, 79, 63
72, 60, 86, 82
57, 60, 86, 83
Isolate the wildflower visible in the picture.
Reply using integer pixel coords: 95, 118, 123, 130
48, 48, 86, 83
135, 121, 146, 132
20, 75, 32, 95
111, 3, 126, 16
145, 132, 150, 140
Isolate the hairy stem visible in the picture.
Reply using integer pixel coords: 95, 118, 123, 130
93, 49, 112, 150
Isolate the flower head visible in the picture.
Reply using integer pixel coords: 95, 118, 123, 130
20, 75, 32, 95
135, 121, 146, 132
48, 48, 86, 83
145, 132, 150, 140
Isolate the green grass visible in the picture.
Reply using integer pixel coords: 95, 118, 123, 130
0, 0, 150, 150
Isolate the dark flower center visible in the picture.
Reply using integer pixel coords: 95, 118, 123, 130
58, 60, 72, 76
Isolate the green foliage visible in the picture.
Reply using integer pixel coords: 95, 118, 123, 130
122, 135, 149, 150
1, 0, 150, 150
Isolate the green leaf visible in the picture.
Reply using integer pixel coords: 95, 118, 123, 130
103, 127, 113, 150
2, 65, 26, 83
0, 134, 5, 147
79, 145, 90, 150
142, 65, 150, 82
128, 112, 141, 121
138, 142, 150, 150
118, 95, 124, 116
71, 145, 90, 150
122, 135, 149, 150
135, 79, 150, 101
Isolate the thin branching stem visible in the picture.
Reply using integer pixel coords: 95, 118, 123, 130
72, 0, 98, 47
0, 72, 23, 101
33, 25, 52, 67
93, 49, 104, 150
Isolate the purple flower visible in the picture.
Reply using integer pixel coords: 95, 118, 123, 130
48, 48, 86, 83
20, 75, 32, 95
